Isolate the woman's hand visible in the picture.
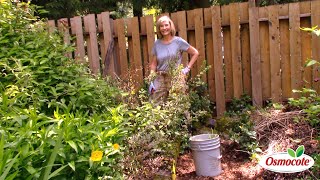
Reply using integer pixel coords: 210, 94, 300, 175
181, 66, 190, 75
148, 81, 156, 94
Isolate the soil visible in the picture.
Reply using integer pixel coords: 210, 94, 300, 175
126, 109, 319, 180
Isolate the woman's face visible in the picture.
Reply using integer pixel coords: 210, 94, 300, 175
159, 20, 171, 37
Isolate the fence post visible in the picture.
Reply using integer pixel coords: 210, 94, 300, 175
47, 20, 56, 34
84, 14, 100, 75
100, 12, 116, 78
211, 6, 226, 117
70, 16, 86, 63
249, 0, 263, 107
58, 18, 72, 58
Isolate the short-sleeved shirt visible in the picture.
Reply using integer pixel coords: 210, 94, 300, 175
152, 36, 190, 72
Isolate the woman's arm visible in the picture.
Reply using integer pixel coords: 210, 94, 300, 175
150, 55, 157, 73
186, 46, 199, 69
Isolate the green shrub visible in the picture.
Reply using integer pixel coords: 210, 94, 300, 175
215, 95, 260, 156
123, 65, 214, 177
0, 1, 128, 179
288, 88, 320, 129
290, 25, 320, 129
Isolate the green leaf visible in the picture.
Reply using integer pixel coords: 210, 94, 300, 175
25, 166, 37, 175
300, 26, 318, 32
0, 134, 4, 169
47, 165, 67, 179
39, 131, 63, 180
0, 153, 19, 180
4, 171, 18, 180
287, 148, 296, 158
105, 128, 118, 137
77, 141, 85, 151
68, 161, 75, 171
296, 145, 305, 157
67, 140, 78, 153
305, 59, 318, 67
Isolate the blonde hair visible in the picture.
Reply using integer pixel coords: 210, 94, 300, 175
156, 16, 176, 39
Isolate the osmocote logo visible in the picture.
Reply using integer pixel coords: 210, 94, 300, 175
259, 145, 314, 173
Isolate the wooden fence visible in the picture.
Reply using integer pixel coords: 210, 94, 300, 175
48, 0, 320, 117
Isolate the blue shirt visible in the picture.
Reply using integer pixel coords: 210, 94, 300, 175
152, 36, 190, 72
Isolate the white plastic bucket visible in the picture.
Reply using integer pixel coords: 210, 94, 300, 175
189, 134, 222, 177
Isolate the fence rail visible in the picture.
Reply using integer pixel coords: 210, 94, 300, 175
48, 0, 320, 117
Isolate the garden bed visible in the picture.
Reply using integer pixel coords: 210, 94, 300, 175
126, 108, 319, 180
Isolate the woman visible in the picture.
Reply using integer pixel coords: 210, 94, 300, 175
149, 15, 199, 103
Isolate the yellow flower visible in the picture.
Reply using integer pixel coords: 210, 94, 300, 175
90, 150, 103, 161
113, 143, 120, 150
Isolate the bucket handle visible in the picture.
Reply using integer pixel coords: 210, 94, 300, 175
194, 144, 220, 151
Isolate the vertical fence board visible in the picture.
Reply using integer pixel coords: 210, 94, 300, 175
241, 24, 251, 96
240, 2, 251, 97
279, 3, 289, 17
280, 19, 291, 99
249, 5, 263, 106
100, 12, 115, 77
223, 29, 233, 101
299, 1, 311, 88
58, 18, 72, 58
289, 3, 302, 97
97, 14, 105, 66
110, 20, 119, 75
212, 6, 226, 117
239, 2, 249, 24
171, 12, 178, 27
112, 19, 121, 75
115, 19, 128, 78
230, 3, 243, 98
146, 15, 156, 77
223, 30, 233, 102
260, 21, 271, 100
204, 8, 216, 101
126, 18, 134, 74
301, 17, 312, 88
221, 5, 230, 26
128, 38, 134, 75
48, 20, 56, 34
311, 0, 320, 92
140, 16, 149, 78
187, 10, 197, 77
194, 8, 207, 82
176, 11, 188, 66
70, 17, 85, 63
84, 14, 100, 75
279, 4, 291, 99
221, 4, 233, 101
300, 1, 311, 15
84, 16, 92, 70
129, 17, 143, 86
172, 11, 188, 65
268, 5, 281, 102
259, 6, 268, 19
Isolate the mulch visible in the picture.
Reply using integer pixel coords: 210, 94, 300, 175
126, 108, 319, 180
